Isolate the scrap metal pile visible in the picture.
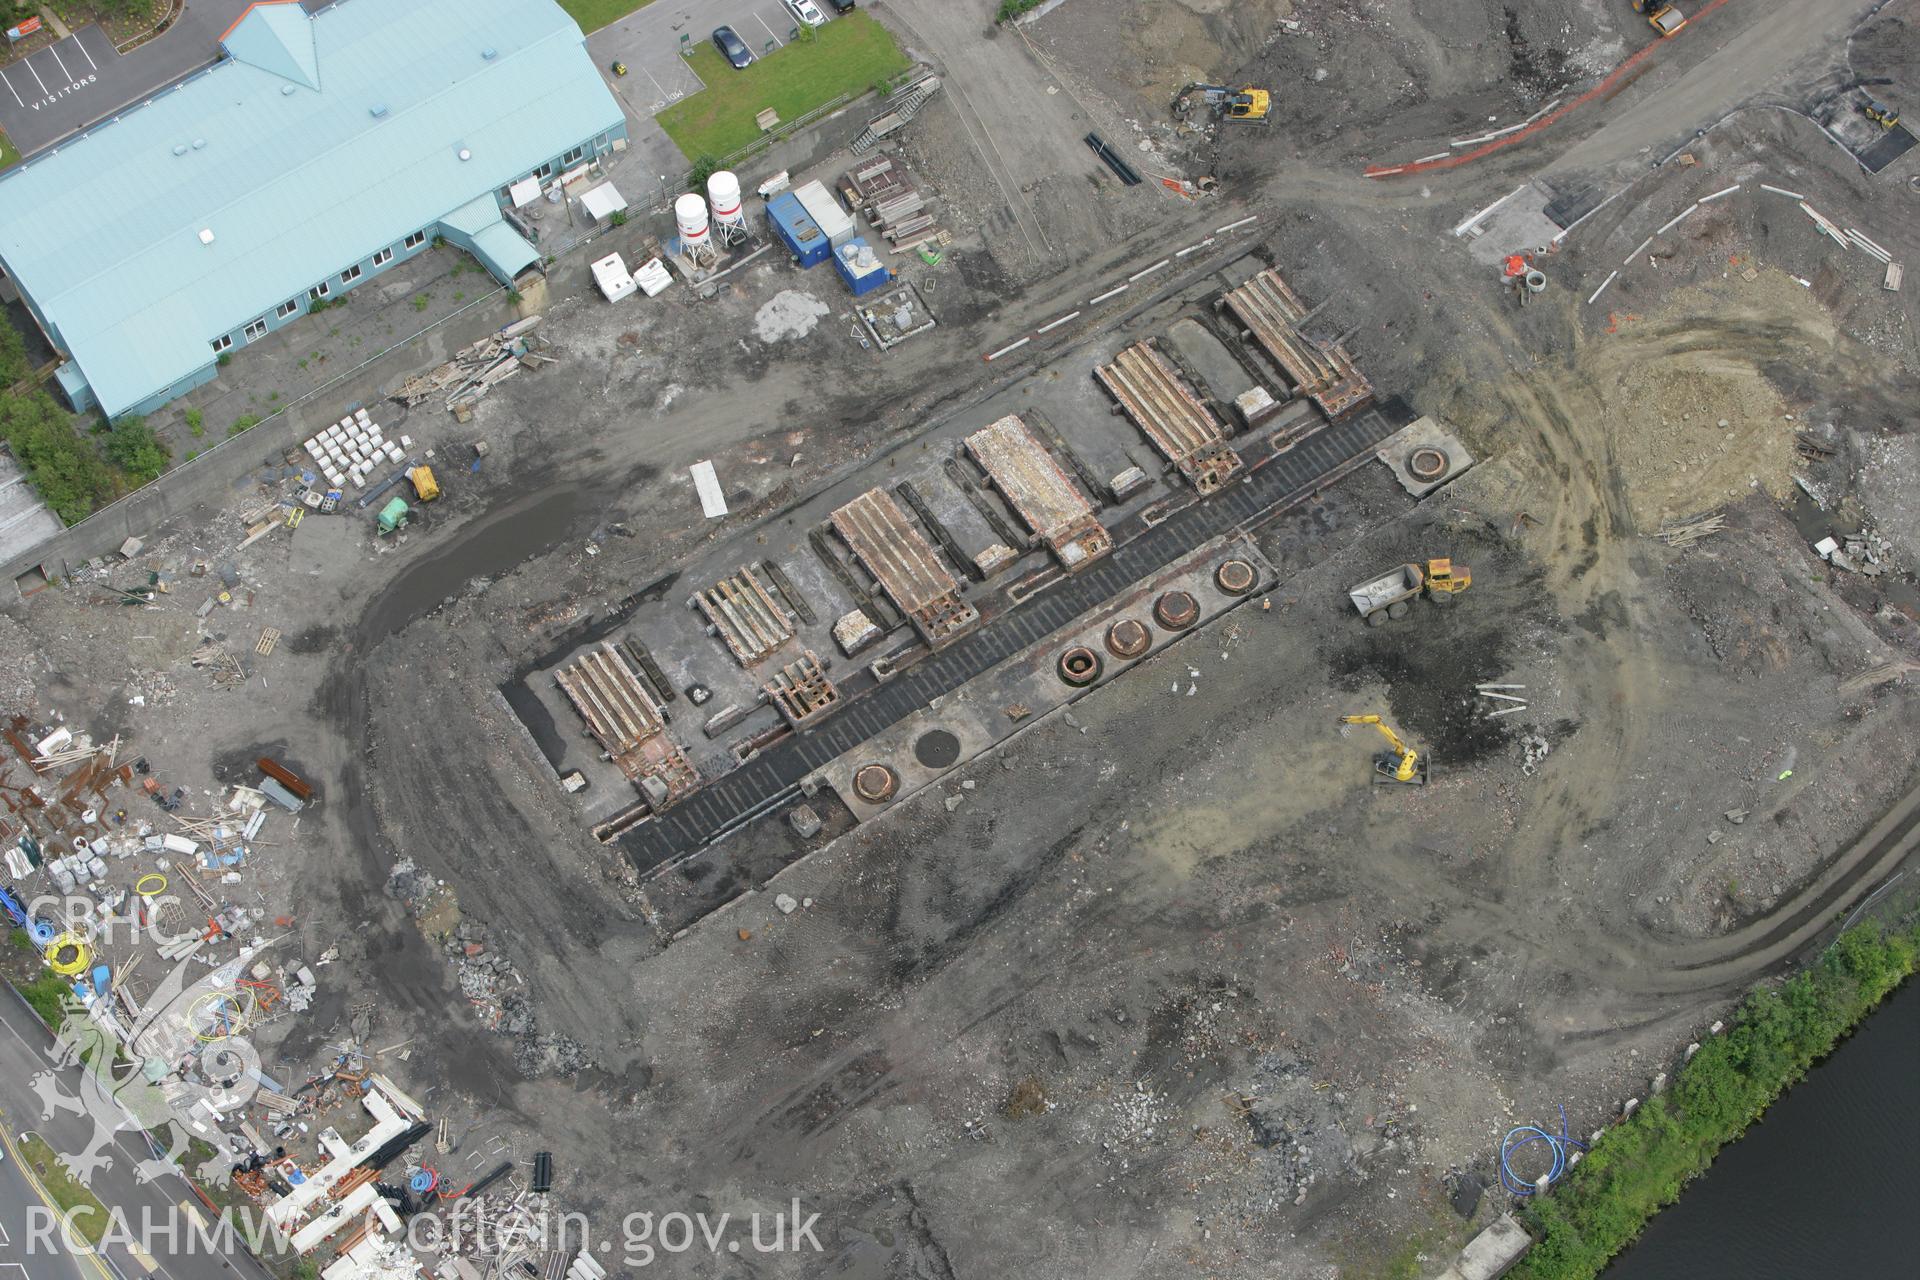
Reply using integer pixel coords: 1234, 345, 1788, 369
390, 317, 555, 418
843, 156, 950, 256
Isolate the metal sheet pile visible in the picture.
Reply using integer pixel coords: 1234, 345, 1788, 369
831, 488, 980, 648
554, 643, 697, 805
1222, 269, 1374, 419
964, 414, 1111, 572
694, 565, 796, 666
1094, 341, 1244, 494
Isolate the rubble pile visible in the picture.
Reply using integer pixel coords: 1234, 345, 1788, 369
0, 612, 48, 714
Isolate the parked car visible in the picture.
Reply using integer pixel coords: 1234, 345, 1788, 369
784, 0, 828, 26
825, 0, 856, 12
712, 25, 754, 69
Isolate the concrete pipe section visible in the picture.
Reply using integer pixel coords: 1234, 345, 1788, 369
1408, 446, 1451, 482
1154, 589, 1200, 630
853, 763, 899, 804
1214, 558, 1257, 595
1105, 618, 1151, 659
1058, 645, 1104, 687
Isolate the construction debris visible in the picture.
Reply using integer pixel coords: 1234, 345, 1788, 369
390, 317, 553, 416
1656, 511, 1727, 546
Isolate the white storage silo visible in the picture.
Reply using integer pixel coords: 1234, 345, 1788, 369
675, 193, 712, 254
707, 170, 746, 242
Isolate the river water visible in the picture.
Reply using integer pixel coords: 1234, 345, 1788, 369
1604, 977, 1920, 1280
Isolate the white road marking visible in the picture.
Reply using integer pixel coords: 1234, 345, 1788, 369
49, 43, 71, 85
0, 69, 22, 108
75, 33, 97, 72
22, 56, 47, 97
754, 13, 783, 47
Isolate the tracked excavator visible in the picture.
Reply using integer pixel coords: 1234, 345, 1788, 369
1172, 83, 1272, 125
1339, 715, 1427, 785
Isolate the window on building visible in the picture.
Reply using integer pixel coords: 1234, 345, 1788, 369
532, 162, 553, 180
211, 334, 233, 353
405, 230, 426, 249
309, 281, 330, 301
340, 264, 362, 285
372, 247, 393, 267
243, 316, 269, 342
276, 298, 300, 319
562, 145, 585, 165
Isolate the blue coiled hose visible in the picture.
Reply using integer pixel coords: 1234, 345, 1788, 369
1500, 1104, 1588, 1195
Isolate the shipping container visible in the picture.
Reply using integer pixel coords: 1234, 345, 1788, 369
832, 237, 892, 297
767, 192, 831, 268
794, 179, 856, 248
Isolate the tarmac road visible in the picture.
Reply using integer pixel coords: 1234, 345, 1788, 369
1546, 0, 1885, 182
0, 1132, 92, 1280
0, 989, 272, 1280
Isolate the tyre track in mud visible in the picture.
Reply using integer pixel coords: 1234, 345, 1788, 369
1409, 300, 1916, 1008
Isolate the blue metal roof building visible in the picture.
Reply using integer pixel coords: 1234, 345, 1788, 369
0, 0, 626, 420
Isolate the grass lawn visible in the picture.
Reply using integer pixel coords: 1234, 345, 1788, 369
558, 0, 659, 33
15, 1133, 110, 1246
0, 129, 20, 173
659, 13, 911, 162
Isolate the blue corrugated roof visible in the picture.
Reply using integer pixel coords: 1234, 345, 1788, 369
221, 2, 321, 92
0, 0, 622, 418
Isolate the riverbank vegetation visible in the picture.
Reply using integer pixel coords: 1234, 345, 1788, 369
1512, 919, 1920, 1279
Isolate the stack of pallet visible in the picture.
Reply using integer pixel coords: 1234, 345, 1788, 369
844, 157, 949, 254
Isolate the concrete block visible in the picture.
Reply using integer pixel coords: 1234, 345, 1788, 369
1440, 1212, 1532, 1280
787, 804, 822, 838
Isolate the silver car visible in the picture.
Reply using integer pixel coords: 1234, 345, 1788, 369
784, 0, 828, 28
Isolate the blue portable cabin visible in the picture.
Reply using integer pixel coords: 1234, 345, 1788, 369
767, 192, 831, 268
832, 237, 892, 297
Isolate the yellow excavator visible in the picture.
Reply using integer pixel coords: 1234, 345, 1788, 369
1172, 83, 1272, 125
1340, 715, 1427, 785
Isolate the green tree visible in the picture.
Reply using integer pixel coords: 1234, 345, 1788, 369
0, 316, 29, 385
102, 416, 170, 484
0, 391, 114, 523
